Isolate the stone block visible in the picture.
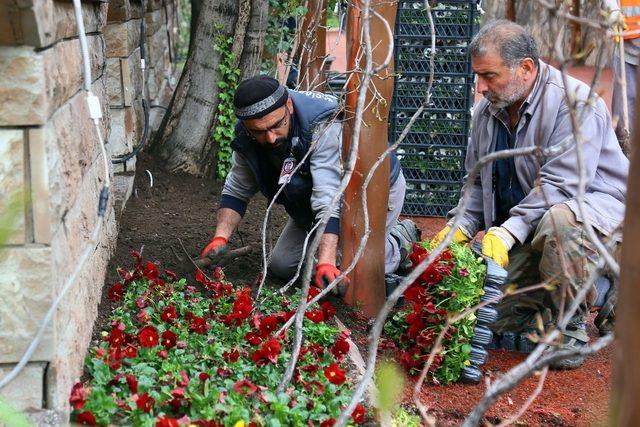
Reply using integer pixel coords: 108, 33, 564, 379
112, 173, 135, 215
104, 19, 141, 58
106, 57, 124, 107
145, 7, 165, 36
0, 129, 25, 245
0, 47, 46, 126
121, 58, 133, 106
107, 107, 135, 158
0, 362, 46, 410
0, 35, 105, 127
107, 0, 144, 23
0, 0, 106, 48
28, 128, 51, 245
0, 247, 54, 363
146, 24, 168, 70
127, 47, 143, 103
45, 79, 110, 226
147, 0, 164, 12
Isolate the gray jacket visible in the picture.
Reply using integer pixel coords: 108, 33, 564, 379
450, 61, 628, 243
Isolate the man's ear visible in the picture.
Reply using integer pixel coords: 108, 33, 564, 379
521, 57, 536, 79
286, 97, 294, 112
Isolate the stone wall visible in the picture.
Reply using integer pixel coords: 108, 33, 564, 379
0, 0, 179, 418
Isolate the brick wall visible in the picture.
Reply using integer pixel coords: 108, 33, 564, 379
0, 0, 179, 417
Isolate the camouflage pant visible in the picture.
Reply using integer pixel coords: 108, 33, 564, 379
490, 204, 613, 341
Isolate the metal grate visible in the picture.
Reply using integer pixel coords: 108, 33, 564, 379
390, 0, 479, 217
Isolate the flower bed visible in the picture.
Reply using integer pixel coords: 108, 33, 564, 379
384, 242, 487, 384
70, 252, 363, 426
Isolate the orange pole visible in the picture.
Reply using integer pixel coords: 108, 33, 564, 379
341, 0, 397, 317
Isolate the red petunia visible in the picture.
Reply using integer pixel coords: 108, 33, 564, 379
76, 411, 97, 425
138, 325, 159, 348
69, 382, 88, 410
320, 419, 335, 427
199, 372, 211, 382
307, 286, 321, 302
252, 337, 282, 365
161, 330, 177, 349
331, 339, 350, 359
324, 363, 346, 385
305, 310, 325, 323
125, 374, 138, 393
135, 392, 155, 412
223, 349, 240, 363
161, 306, 178, 323
259, 315, 279, 337
189, 316, 208, 334
108, 283, 124, 302
352, 404, 366, 424
165, 269, 178, 281
156, 417, 179, 427
232, 291, 253, 321
107, 328, 124, 348
244, 331, 263, 346
233, 378, 258, 395
321, 301, 336, 319
143, 261, 160, 281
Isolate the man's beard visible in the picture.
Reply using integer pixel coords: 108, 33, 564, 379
483, 73, 529, 109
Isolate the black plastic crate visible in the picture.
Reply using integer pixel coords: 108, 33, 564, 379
390, 0, 478, 217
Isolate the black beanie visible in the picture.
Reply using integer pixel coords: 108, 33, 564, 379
233, 75, 289, 119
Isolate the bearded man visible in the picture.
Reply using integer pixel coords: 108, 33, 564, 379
431, 20, 628, 369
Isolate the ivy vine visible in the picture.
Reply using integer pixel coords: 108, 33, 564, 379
262, 0, 307, 76
213, 30, 240, 180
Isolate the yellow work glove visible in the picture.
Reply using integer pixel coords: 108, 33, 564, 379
614, 21, 628, 43
430, 225, 471, 248
481, 227, 516, 268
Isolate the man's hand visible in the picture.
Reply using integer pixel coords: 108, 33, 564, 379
481, 227, 516, 268
430, 225, 471, 247
314, 263, 348, 289
200, 236, 228, 259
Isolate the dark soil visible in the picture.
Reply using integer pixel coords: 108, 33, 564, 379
94, 152, 612, 426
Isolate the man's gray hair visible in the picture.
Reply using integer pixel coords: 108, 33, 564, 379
468, 19, 539, 68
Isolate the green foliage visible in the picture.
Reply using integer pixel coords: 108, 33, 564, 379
213, 30, 241, 180
391, 406, 421, 427
262, 0, 307, 76
384, 243, 487, 384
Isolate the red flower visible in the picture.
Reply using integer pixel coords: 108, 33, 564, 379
307, 286, 321, 302
125, 374, 138, 393
76, 411, 96, 425
107, 328, 124, 348
123, 344, 138, 358
252, 337, 282, 365
136, 392, 155, 412
138, 325, 159, 348
156, 417, 179, 427
217, 367, 232, 378
189, 316, 208, 334
244, 331, 263, 346
259, 315, 279, 337
108, 283, 124, 302
321, 301, 336, 319
223, 349, 240, 363
331, 339, 350, 359
352, 404, 366, 424
459, 267, 469, 277
143, 261, 159, 281
69, 382, 88, 410
320, 419, 335, 427
233, 378, 258, 395
301, 364, 320, 375
232, 291, 253, 321
161, 330, 177, 349
161, 306, 178, 323
305, 310, 325, 323
199, 372, 211, 382
324, 363, 346, 385
420, 263, 442, 285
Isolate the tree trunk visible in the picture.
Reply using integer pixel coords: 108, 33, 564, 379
297, 0, 328, 91
154, 0, 238, 175
238, 0, 268, 80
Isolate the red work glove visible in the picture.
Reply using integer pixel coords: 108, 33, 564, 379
314, 263, 350, 289
200, 236, 228, 259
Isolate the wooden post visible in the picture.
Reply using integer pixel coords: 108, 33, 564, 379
505, 0, 516, 21
297, 0, 328, 91
610, 73, 640, 423
341, 0, 397, 318
570, 0, 581, 56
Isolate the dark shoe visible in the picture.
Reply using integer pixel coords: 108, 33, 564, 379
390, 219, 421, 274
384, 273, 405, 306
550, 325, 588, 370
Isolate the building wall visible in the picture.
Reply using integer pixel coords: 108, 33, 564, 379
0, 0, 179, 417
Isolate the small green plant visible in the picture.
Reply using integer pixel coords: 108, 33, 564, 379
213, 31, 241, 180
